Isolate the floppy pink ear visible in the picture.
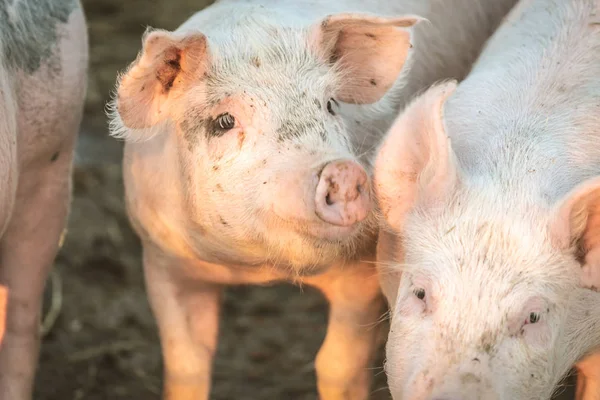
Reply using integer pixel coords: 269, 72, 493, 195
313, 13, 421, 104
116, 30, 210, 130
550, 177, 600, 290
374, 80, 459, 231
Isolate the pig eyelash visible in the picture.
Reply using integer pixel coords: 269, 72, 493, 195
326, 98, 338, 116
413, 288, 426, 301
526, 312, 541, 325
215, 112, 236, 131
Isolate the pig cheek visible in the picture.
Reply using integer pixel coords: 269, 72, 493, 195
397, 294, 426, 318
523, 321, 552, 348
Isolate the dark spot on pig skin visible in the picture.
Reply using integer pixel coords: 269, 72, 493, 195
237, 131, 245, 149
50, 151, 59, 162
193, 223, 206, 236
0, 0, 77, 73
219, 216, 229, 226
365, 33, 376, 39
216, 184, 223, 192
251, 56, 261, 67
212, 165, 219, 171
370, 79, 377, 86
180, 109, 226, 150
478, 330, 496, 355
180, 117, 206, 151
156, 49, 181, 92
313, 98, 320, 108
277, 118, 322, 142
461, 373, 481, 385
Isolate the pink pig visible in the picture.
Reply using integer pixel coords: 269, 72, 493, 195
110, 0, 517, 398
0, 0, 88, 399
375, 0, 600, 398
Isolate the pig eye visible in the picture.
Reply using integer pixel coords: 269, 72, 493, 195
528, 312, 540, 324
326, 98, 338, 116
413, 288, 426, 300
215, 113, 236, 131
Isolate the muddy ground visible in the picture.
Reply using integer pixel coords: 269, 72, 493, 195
33, 0, 576, 399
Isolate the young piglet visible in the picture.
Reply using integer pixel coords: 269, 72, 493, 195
375, 0, 600, 399
110, 0, 517, 398
0, 1, 88, 399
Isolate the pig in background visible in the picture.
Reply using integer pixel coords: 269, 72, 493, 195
375, 0, 600, 399
110, 0, 518, 398
0, 0, 89, 399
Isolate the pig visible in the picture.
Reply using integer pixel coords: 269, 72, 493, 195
109, 0, 518, 398
0, 0, 88, 399
374, 0, 600, 399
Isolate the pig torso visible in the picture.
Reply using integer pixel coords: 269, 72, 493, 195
446, 0, 600, 204
0, 0, 87, 233
123, 0, 518, 284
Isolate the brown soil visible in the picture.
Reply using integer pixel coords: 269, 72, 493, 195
33, 0, 576, 399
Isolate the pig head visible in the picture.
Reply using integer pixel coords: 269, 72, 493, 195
374, 82, 600, 400
111, 13, 420, 273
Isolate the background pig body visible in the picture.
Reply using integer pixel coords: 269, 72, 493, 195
0, 1, 88, 399
375, 0, 600, 399
111, 0, 517, 398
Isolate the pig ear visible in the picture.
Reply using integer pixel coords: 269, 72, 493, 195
550, 177, 600, 290
374, 81, 459, 231
313, 13, 422, 104
116, 29, 209, 130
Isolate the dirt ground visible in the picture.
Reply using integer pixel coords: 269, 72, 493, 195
32, 0, 576, 399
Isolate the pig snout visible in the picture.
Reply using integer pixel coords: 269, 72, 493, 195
315, 160, 371, 227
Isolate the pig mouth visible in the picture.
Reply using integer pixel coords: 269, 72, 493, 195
269, 209, 368, 243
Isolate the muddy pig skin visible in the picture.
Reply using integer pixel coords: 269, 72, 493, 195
109, 0, 518, 398
0, 1, 89, 399
375, 0, 600, 399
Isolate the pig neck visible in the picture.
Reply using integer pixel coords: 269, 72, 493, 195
445, 0, 600, 207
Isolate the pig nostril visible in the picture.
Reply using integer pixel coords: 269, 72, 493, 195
325, 193, 333, 206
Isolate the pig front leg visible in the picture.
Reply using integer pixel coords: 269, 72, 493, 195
143, 245, 221, 400
308, 260, 385, 400
576, 352, 600, 400
0, 144, 74, 400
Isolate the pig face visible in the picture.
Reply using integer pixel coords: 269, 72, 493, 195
111, 14, 419, 273
374, 82, 600, 399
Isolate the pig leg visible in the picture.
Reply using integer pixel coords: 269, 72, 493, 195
308, 261, 384, 400
0, 285, 7, 346
0, 140, 75, 399
143, 245, 221, 400
576, 352, 600, 400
